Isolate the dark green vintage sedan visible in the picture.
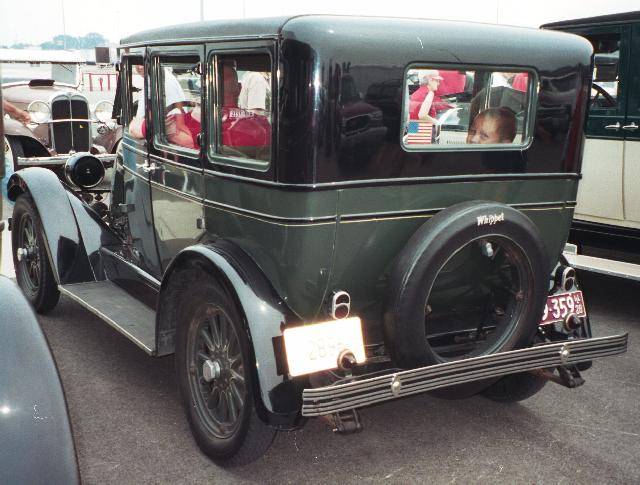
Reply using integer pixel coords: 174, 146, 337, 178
7, 15, 628, 465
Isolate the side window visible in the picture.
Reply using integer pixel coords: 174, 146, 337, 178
584, 32, 620, 111
402, 67, 533, 149
123, 56, 145, 141
213, 53, 272, 163
154, 56, 202, 153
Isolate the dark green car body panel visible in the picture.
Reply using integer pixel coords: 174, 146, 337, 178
196, 174, 576, 341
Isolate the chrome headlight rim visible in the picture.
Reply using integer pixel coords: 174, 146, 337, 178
94, 100, 114, 123
27, 100, 51, 124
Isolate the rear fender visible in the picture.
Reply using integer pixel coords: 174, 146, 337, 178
158, 240, 297, 418
8, 167, 119, 284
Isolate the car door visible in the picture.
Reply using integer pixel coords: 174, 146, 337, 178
114, 50, 163, 279
147, 46, 206, 273
570, 25, 631, 224
623, 22, 640, 223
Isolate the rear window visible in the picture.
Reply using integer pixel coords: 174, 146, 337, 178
402, 66, 534, 150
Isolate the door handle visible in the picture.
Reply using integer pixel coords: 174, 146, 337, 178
142, 161, 159, 173
605, 122, 621, 130
622, 123, 639, 131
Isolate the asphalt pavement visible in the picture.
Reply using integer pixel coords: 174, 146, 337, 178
1, 197, 638, 484
30, 272, 638, 484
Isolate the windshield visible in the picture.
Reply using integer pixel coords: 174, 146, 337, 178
0, 61, 80, 85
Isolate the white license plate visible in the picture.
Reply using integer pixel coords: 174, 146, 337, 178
540, 290, 587, 325
283, 317, 366, 377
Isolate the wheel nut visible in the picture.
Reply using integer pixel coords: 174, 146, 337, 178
16, 247, 27, 261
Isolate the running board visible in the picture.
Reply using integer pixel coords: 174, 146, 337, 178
564, 244, 640, 281
59, 281, 156, 354
301, 334, 628, 417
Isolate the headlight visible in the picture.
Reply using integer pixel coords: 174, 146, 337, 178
27, 101, 50, 124
94, 100, 114, 123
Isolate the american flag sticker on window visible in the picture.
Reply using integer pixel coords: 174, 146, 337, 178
405, 120, 434, 144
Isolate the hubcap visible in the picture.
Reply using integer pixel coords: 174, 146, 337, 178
202, 359, 222, 382
17, 213, 41, 294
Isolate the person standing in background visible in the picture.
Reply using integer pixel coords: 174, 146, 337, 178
408, 69, 443, 123
238, 71, 270, 115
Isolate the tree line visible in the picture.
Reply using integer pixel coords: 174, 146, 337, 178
4, 33, 109, 50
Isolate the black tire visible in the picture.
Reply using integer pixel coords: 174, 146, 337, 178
12, 194, 60, 313
481, 372, 547, 403
384, 201, 549, 369
175, 267, 276, 466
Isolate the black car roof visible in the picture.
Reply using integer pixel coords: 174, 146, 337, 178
542, 10, 640, 29
121, 14, 588, 58
120, 16, 290, 46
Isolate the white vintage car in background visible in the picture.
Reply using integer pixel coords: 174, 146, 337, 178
2, 49, 120, 196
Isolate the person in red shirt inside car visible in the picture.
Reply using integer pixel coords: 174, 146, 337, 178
138, 62, 271, 157
408, 69, 444, 122
218, 62, 271, 157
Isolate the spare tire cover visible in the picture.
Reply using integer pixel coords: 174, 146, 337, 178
384, 200, 549, 369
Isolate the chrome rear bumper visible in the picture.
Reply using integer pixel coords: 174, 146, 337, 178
302, 334, 628, 417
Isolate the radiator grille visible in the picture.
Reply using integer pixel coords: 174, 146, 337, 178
51, 96, 91, 154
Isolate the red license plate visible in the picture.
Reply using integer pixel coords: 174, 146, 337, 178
540, 290, 587, 326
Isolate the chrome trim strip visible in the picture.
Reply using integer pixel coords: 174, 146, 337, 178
202, 198, 336, 224
148, 152, 203, 173
58, 284, 154, 354
340, 202, 575, 223
301, 334, 628, 416
41, 118, 101, 124
100, 248, 161, 288
17, 154, 116, 166
201, 168, 580, 190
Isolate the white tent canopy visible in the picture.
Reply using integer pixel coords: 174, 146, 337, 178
0, 49, 85, 63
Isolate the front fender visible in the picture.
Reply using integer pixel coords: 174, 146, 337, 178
159, 240, 295, 416
3, 118, 37, 138
8, 167, 119, 284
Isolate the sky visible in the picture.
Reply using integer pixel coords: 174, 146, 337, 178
0, 0, 638, 46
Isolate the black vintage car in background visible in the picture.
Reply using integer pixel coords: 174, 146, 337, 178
6, 16, 628, 465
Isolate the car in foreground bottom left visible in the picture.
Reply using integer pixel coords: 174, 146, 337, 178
0, 275, 79, 484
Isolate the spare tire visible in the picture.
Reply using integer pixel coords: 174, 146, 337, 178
384, 201, 549, 369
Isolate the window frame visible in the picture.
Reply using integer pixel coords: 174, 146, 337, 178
206, 45, 276, 172
564, 25, 632, 140
149, 46, 204, 161
120, 50, 146, 145
399, 63, 538, 153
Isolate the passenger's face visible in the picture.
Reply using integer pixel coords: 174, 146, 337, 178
467, 115, 505, 144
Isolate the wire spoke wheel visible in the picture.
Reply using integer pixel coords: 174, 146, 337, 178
425, 236, 531, 361
187, 303, 246, 439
